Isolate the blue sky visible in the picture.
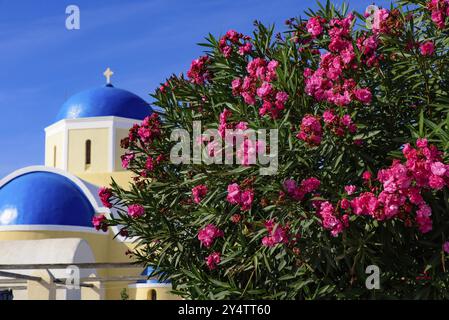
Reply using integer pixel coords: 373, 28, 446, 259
0, 0, 391, 178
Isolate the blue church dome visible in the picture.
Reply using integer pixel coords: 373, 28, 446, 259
0, 171, 95, 227
56, 84, 152, 121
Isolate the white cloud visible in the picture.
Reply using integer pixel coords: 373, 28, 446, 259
0, 206, 18, 225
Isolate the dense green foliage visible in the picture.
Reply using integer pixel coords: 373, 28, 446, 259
100, 0, 449, 299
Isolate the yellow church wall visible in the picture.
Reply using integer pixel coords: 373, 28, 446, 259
0, 228, 179, 300
75, 171, 134, 190
68, 128, 109, 173
128, 286, 180, 300
0, 230, 142, 300
45, 132, 64, 169
115, 128, 129, 172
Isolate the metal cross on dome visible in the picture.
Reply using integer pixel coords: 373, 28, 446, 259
103, 67, 114, 84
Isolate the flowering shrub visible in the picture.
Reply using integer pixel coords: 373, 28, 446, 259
99, 0, 449, 299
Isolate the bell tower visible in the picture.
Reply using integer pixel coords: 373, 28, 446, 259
44, 68, 152, 187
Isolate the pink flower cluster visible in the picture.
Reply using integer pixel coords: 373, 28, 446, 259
306, 16, 326, 38
218, 108, 233, 138
283, 177, 321, 201
121, 152, 135, 169
127, 204, 145, 218
98, 187, 113, 208
356, 34, 380, 68
192, 184, 208, 204
317, 201, 349, 237
349, 139, 449, 233
296, 115, 322, 146
304, 13, 375, 106
261, 220, 289, 247
226, 183, 254, 211
219, 29, 252, 58
140, 154, 164, 177
198, 224, 224, 248
205, 252, 221, 270
134, 113, 162, 144
236, 139, 266, 166
187, 55, 211, 85
322, 109, 357, 136
314, 139, 449, 237
427, 0, 449, 29
420, 41, 436, 56
92, 214, 108, 232
232, 58, 289, 119
371, 8, 390, 34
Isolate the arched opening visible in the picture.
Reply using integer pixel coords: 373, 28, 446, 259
85, 140, 91, 168
147, 289, 157, 300
53, 146, 57, 167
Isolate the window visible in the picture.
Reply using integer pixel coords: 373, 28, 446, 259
53, 146, 57, 167
85, 140, 91, 166
147, 289, 157, 300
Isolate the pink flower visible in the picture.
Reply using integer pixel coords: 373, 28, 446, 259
236, 139, 265, 166
226, 183, 254, 211
218, 108, 232, 138
145, 156, 154, 171
283, 177, 320, 201
192, 185, 208, 204
235, 121, 248, 131
267, 60, 279, 74
420, 41, 435, 56
226, 183, 241, 205
416, 203, 432, 233
121, 153, 134, 169
187, 55, 211, 84
127, 204, 145, 218
323, 109, 338, 124
283, 179, 297, 194
430, 162, 446, 176
198, 224, 224, 248
138, 114, 162, 143
354, 88, 372, 104
242, 92, 256, 105
428, 1, 449, 28
301, 177, 321, 193
372, 8, 390, 33
231, 78, 242, 94
416, 138, 428, 148
350, 192, 379, 216
429, 175, 445, 190
205, 252, 221, 270
261, 220, 289, 247
98, 187, 113, 208
240, 189, 254, 211
297, 115, 323, 146
344, 185, 357, 195
318, 201, 345, 237
275, 91, 289, 104
362, 171, 372, 181
92, 214, 108, 232
341, 198, 350, 210
443, 242, 449, 254
238, 42, 252, 55
306, 16, 325, 38
256, 82, 273, 98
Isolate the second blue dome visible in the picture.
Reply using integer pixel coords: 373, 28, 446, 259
56, 84, 152, 121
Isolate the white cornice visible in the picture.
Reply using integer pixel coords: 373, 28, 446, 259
45, 116, 139, 135
0, 224, 108, 234
127, 283, 172, 289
